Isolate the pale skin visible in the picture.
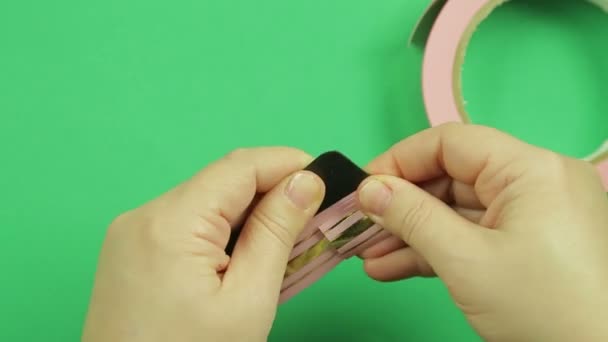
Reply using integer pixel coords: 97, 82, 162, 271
82, 123, 608, 342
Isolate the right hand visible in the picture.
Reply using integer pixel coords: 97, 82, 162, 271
356, 123, 608, 342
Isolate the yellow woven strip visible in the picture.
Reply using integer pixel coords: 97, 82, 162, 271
284, 215, 376, 277
328, 217, 375, 250
285, 238, 331, 277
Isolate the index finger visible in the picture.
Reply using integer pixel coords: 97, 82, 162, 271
178, 147, 313, 226
366, 123, 544, 200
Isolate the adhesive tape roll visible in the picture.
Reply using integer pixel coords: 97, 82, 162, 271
411, 0, 608, 190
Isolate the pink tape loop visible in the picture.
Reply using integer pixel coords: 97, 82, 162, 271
420, 0, 608, 189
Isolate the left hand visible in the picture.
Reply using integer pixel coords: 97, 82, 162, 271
82, 147, 325, 342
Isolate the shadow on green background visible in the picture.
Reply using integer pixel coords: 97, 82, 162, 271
0, 0, 605, 341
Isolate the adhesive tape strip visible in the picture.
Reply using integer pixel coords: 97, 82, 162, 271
410, 0, 608, 190
280, 192, 388, 302
279, 192, 363, 302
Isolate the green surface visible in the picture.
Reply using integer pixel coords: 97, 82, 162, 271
0, 0, 606, 341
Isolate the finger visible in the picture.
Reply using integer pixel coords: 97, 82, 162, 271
179, 147, 313, 226
357, 175, 490, 270
223, 170, 325, 300
358, 236, 406, 259
366, 123, 543, 206
359, 207, 484, 260
454, 207, 485, 223
364, 247, 435, 281
421, 177, 485, 210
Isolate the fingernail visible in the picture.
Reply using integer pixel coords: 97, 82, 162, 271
358, 179, 392, 216
285, 171, 323, 210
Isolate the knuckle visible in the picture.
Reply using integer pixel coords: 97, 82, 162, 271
479, 125, 503, 136
104, 201, 185, 256
194, 212, 231, 245
143, 211, 179, 244
532, 152, 570, 184
438, 121, 464, 131
104, 209, 167, 255
118, 208, 173, 252
574, 157, 598, 175
541, 151, 566, 169
437, 122, 465, 139
398, 198, 434, 244
248, 209, 293, 248
106, 211, 134, 238
564, 157, 604, 189
224, 148, 250, 161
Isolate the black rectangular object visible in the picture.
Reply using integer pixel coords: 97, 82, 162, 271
225, 151, 368, 255
303, 151, 369, 212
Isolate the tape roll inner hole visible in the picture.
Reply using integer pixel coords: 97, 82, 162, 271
458, 0, 608, 160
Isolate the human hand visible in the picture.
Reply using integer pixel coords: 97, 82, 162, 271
357, 124, 608, 342
82, 147, 325, 342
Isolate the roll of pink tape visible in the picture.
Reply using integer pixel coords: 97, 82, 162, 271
410, 0, 608, 190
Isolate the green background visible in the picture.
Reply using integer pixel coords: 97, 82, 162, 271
1, 0, 606, 340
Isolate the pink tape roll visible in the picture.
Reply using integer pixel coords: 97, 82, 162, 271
415, 0, 608, 189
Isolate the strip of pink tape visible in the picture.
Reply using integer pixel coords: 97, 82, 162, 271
418, 0, 608, 189
280, 192, 389, 303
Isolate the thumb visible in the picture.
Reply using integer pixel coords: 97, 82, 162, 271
223, 171, 325, 299
356, 175, 485, 268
